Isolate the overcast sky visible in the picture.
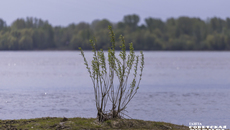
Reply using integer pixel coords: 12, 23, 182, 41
0, 0, 230, 26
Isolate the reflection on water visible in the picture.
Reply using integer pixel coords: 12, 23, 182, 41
0, 51, 229, 126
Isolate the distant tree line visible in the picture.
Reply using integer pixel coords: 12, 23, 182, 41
0, 14, 230, 50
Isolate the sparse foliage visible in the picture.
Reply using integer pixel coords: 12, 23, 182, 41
79, 26, 144, 122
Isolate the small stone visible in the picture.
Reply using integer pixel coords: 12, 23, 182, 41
61, 117, 68, 122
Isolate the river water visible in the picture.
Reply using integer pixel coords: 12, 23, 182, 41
0, 51, 229, 127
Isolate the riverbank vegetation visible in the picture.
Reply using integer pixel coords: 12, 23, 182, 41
79, 26, 144, 122
0, 117, 189, 130
1, 15, 230, 50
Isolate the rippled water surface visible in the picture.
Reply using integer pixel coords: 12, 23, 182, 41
0, 51, 229, 126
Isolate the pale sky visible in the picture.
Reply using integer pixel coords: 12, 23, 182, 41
0, 0, 230, 26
